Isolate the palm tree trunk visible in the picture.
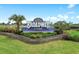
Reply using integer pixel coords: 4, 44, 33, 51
16, 23, 20, 32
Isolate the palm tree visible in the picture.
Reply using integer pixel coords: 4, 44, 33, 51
9, 14, 26, 32
54, 21, 70, 34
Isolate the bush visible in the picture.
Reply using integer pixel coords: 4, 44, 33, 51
0, 27, 17, 33
54, 29, 63, 34
30, 34, 41, 39
0, 25, 17, 33
15, 30, 23, 34
65, 30, 79, 42
21, 32, 57, 39
0, 25, 23, 34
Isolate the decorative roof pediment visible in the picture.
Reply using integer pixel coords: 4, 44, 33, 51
33, 18, 43, 22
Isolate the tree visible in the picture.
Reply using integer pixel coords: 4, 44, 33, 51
54, 21, 70, 34
9, 14, 26, 32
7, 21, 10, 25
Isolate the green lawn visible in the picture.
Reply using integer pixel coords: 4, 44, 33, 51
0, 35, 79, 54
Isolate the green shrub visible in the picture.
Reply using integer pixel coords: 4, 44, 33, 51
0, 25, 23, 34
21, 32, 57, 39
30, 34, 40, 39
0, 27, 16, 33
65, 30, 79, 41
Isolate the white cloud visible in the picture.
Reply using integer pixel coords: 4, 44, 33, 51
47, 15, 69, 23
70, 17, 74, 19
46, 16, 57, 23
64, 15, 69, 18
76, 16, 79, 19
68, 4, 76, 9
57, 14, 69, 20
57, 14, 64, 18
48, 16, 57, 20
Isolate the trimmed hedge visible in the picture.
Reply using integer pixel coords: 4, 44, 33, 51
21, 32, 57, 39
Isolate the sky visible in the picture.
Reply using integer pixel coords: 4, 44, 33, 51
0, 4, 79, 24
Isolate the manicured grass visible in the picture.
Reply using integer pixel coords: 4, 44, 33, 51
21, 32, 57, 39
1, 35, 79, 53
